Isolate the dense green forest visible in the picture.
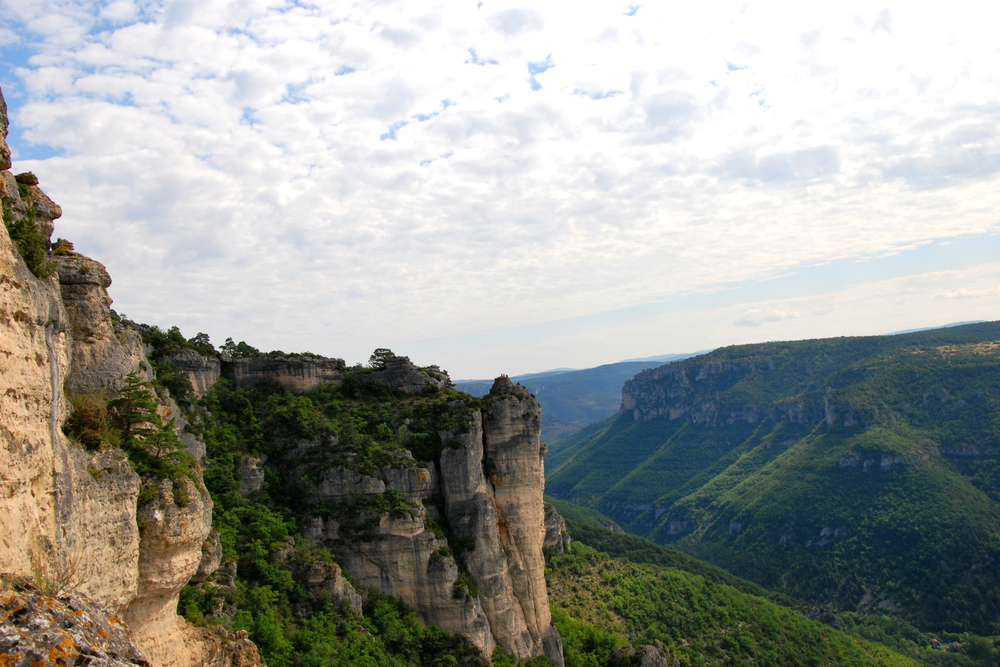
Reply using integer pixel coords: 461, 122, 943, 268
545, 322, 1000, 644
548, 542, 919, 667
560, 519, 999, 666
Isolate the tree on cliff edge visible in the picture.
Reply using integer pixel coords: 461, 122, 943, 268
107, 371, 160, 447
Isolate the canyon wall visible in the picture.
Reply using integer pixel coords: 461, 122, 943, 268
0, 89, 256, 667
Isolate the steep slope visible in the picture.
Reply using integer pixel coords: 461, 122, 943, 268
0, 113, 255, 667
547, 542, 920, 667
546, 323, 1000, 635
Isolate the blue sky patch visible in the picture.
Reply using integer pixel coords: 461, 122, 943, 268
624, 5, 640, 16
380, 119, 410, 141
527, 54, 554, 90
726, 61, 748, 71
335, 65, 356, 76
573, 88, 622, 100
466, 48, 498, 66
382, 100, 454, 140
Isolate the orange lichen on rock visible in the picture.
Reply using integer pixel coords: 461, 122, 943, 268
0, 580, 150, 667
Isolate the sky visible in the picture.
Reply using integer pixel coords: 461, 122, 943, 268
1, 0, 998, 380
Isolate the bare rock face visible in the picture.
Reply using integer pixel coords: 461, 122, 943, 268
482, 378, 564, 666
315, 507, 496, 653
167, 348, 221, 398
0, 88, 9, 171
307, 375, 564, 666
125, 478, 214, 667
0, 176, 144, 616
190, 532, 223, 584
543, 503, 572, 554
222, 355, 347, 392
0, 581, 151, 667
54, 252, 151, 395
239, 455, 267, 497
300, 560, 363, 614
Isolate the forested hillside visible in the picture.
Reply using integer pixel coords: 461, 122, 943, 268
546, 322, 1000, 638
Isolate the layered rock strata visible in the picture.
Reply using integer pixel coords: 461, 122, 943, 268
621, 360, 894, 429
0, 149, 143, 617
167, 348, 221, 398
222, 355, 347, 392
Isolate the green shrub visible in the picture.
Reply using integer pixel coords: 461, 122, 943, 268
3, 199, 54, 279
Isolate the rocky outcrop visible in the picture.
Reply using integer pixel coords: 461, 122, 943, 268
125, 478, 214, 667
53, 242, 150, 397
543, 503, 572, 554
298, 560, 362, 614
609, 642, 680, 667
303, 375, 564, 666
481, 378, 564, 666
371, 356, 449, 394
622, 361, 771, 423
310, 507, 495, 651
0, 90, 9, 171
0, 580, 151, 667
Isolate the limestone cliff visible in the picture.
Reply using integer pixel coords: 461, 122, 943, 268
621, 359, 895, 429
0, 88, 251, 667
220, 369, 564, 665
327, 377, 561, 665
0, 149, 143, 618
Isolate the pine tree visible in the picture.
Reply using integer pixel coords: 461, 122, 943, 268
107, 371, 161, 447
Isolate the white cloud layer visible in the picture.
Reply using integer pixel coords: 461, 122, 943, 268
1, 0, 999, 377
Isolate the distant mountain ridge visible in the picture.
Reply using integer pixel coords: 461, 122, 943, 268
456, 353, 703, 442
546, 321, 1000, 636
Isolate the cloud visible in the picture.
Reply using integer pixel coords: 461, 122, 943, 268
486, 8, 543, 36
872, 8, 893, 35
733, 309, 800, 327
718, 147, 842, 182
935, 288, 999, 299
2, 1, 1000, 378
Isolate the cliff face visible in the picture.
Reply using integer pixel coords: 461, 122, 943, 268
54, 249, 150, 395
231, 372, 564, 665
0, 161, 144, 617
0, 90, 244, 667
